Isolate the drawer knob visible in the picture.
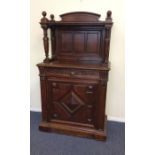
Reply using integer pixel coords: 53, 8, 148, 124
52, 82, 57, 87
70, 71, 75, 76
87, 104, 93, 108
53, 113, 58, 118
86, 90, 93, 94
86, 85, 94, 94
88, 85, 93, 89
87, 118, 92, 122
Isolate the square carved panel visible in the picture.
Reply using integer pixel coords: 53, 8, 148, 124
60, 91, 85, 114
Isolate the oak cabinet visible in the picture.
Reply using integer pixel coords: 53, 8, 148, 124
37, 11, 113, 140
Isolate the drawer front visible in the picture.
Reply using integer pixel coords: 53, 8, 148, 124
45, 68, 99, 80
47, 81, 98, 125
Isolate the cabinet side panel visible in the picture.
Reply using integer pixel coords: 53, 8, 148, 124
40, 78, 49, 121
95, 82, 107, 130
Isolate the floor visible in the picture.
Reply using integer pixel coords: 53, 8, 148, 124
30, 112, 125, 155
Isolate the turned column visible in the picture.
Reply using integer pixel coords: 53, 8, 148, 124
40, 11, 50, 63
50, 14, 56, 60
104, 11, 113, 64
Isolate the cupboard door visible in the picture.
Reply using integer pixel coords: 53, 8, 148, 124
47, 81, 98, 125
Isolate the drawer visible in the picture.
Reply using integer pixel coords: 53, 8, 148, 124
45, 68, 99, 80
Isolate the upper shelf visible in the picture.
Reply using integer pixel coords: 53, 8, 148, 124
40, 11, 113, 26
39, 11, 113, 64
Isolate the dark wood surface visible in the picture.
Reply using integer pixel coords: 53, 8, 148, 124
38, 11, 113, 140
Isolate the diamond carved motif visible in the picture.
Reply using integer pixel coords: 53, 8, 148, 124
60, 91, 85, 114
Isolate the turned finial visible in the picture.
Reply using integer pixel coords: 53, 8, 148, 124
40, 11, 50, 63
106, 10, 112, 21
50, 14, 55, 21
42, 11, 47, 17
41, 11, 49, 23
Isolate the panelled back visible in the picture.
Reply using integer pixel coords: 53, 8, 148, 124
55, 27, 105, 63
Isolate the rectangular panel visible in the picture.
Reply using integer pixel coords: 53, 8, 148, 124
86, 33, 99, 53
74, 33, 85, 52
61, 32, 72, 52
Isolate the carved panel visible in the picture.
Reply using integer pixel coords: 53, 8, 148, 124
61, 32, 72, 52
86, 32, 99, 53
56, 29, 102, 62
48, 81, 98, 124
60, 91, 85, 114
74, 33, 85, 52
